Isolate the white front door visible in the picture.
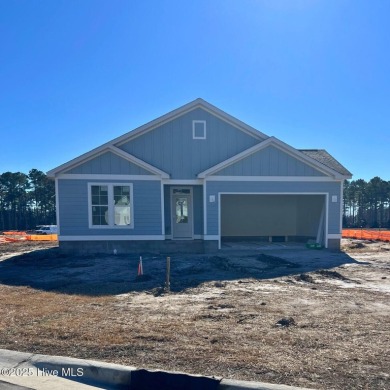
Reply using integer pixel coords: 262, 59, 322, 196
171, 188, 193, 239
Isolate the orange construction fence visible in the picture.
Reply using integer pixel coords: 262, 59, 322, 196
0, 235, 27, 243
26, 234, 58, 241
0, 232, 58, 243
342, 229, 390, 242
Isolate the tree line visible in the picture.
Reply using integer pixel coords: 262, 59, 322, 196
343, 177, 390, 229
0, 169, 389, 231
0, 169, 56, 231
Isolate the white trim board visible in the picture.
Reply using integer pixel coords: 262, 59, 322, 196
162, 179, 204, 185
55, 178, 60, 235
328, 234, 342, 239
204, 235, 219, 240
339, 180, 344, 234
198, 137, 346, 179
115, 98, 268, 146
215, 191, 332, 195
58, 174, 161, 181
108, 146, 170, 177
48, 98, 268, 177
48, 149, 110, 177
48, 146, 170, 178
207, 176, 342, 182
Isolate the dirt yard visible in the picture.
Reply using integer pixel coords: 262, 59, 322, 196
0, 239, 389, 389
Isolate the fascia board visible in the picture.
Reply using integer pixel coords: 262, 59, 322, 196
107, 146, 170, 178
114, 98, 268, 146
198, 138, 275, 178
47, 147, 109, 178
47, 101, 203, 177
198, 137, 345, 179
196, 99, 268, 140
47, 146, 169, 178
270, 138, 346, 179
48, 98, 268, 177
114, 99, 206, 146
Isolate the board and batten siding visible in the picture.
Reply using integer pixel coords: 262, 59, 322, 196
193, 185, 204, 235
118, 108, 263, 179
64, 152, 152, 175
58, 179, 162, 236
214, 145, 326, 176
205, 180, 342, 236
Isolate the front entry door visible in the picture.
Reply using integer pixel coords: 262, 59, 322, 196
172, 188, 193, 239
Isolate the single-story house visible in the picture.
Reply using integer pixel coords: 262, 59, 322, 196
48, 99, 352, 253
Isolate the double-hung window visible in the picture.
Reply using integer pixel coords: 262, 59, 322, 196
89, 184, 133, 228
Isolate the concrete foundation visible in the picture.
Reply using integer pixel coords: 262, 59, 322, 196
221, 236, 315, 243
59, 240, 219, 255
327, 238, 341, 251
59, 238, 340, 254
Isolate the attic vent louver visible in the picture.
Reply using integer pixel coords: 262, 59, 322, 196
192, 120, 206, 139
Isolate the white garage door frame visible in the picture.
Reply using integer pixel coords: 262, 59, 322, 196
218, 192, 329, 250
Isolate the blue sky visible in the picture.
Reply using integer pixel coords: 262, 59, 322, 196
1, 0, 389, 181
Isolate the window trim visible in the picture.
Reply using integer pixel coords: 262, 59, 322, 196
88, 183, 134, 229
192, 120, 206, 139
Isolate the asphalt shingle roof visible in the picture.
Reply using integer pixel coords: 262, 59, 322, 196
299, 149, 352, 177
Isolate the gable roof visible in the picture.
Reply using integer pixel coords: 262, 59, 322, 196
115, 98, 268, 146
198, 137, 351, 179
299, 150, 352, 177
47, 99, 351, 180
47, 145, 170, 178
48, 98, 268, 177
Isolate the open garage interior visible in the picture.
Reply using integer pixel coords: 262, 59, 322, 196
221, 194, 326, 247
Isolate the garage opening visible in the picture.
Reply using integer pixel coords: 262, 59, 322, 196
220, 194, 326, 247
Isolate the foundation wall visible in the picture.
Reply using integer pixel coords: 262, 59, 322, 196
59, 240, 219, 255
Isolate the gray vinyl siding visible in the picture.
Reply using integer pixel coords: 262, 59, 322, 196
118, 108, 263, 179
215, 146, 326, 176
206, 181, 342, 235
64, 152, 152, 175
163, 185, 204, 235
58, 179, 162, 236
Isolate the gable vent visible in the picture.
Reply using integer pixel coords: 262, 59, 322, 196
192, 120, 206, 140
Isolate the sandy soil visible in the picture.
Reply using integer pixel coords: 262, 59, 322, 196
0, 239, 389, 389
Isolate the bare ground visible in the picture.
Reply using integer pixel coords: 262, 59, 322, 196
0, 239, 389, 389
